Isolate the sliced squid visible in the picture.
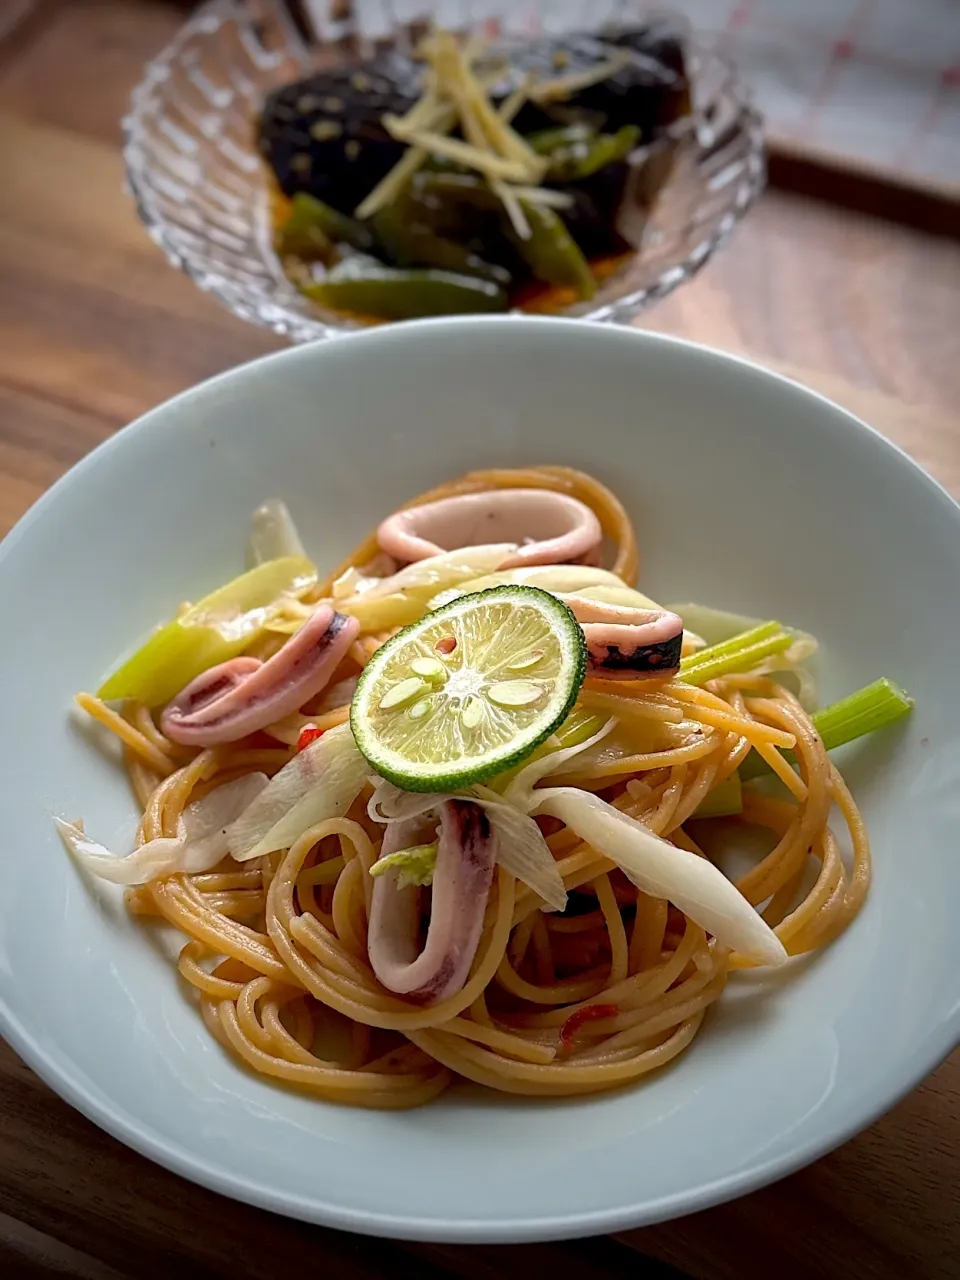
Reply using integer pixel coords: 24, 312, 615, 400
563, 595, 684, 679
377, 489, 602, 570
367, 799, 498, 1004
161, 604, 359, 746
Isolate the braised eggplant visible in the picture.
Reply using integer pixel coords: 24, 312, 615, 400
258, 21, 692, 321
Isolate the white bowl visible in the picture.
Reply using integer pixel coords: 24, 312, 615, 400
0, 318, 957, 1242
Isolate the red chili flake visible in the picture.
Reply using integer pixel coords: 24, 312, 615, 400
558, 1003, 618, 1052
296, 724, 325, 752
435, 635, 457, 655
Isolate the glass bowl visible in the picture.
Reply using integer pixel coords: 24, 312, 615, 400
123, 1, 764, 342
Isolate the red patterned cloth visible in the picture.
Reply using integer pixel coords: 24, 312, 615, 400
320, 1, 960, 190
686, 0, 960, 188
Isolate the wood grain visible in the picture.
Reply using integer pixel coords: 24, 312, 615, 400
0, 4, 958, 1278
766, 140, 960, 243
621, 1054, 959, 1280
641, 196, 960, 419
0, 1043, 684, 1280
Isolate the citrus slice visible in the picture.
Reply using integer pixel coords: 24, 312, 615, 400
351, 586, 587, 792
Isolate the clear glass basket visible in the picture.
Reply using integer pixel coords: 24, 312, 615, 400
123, 1, 764, 343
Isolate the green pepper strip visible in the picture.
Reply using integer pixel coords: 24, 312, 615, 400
279, 192, 375, 258
304, 264, 508, 319
510, 202, 595, 301
525, 124, 595, 155
372, 196, 511, 286
548, 126, 642, 182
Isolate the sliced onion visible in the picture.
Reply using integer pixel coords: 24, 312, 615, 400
785, 632, 818, 664
429, 566, 660, 612
247, 499, 307, 566
261, 597, 317, 636
754, 655, 819, 711
532, 787, 787, 966
56, 772, 269, 886
337, 545, 518, 631
367, 778, 448, 825
331, 553, 400, 601
504, 717, 616, 807
472, 787, 566, 912
227, 722, 368, 861
549, 722, 674, 781
56, 821, 185, 887
560, 583, 661, 612
358, 544, 518, 599
178, 774, 271, 868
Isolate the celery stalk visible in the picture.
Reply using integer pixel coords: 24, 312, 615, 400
551, 707, 608, 751
368, 841, 439, 889
680, 622, 793, 687
741, 677, 913, 780
682, 620, 781, 667
692, 773, 743, 819
811, 677, 913, 750
97, 555, 317, 707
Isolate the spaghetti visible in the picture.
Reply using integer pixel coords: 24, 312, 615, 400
69, 467, 874, 1109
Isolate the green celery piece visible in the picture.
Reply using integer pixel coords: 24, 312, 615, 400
549, 706, 608, 751
741, 677, 913, 780
692, 773, 743, 819
305, 264, 508, 319
369, 842, 439, 889
507, 202, 596, 301
279, 193, 374, 256
97, 555, 316, 708
680, 621, 780, 674
680, 622, 793, 687
812, 677, 913, 749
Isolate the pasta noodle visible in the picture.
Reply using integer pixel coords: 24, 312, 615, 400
73, 467, 871, 1108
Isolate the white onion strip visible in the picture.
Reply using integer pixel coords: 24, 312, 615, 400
531, 787, 787, 966
227, 722, 368, 861
56, 773, 269, 886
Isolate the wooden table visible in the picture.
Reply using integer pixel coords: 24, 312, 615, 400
1, 4, 959, 1278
